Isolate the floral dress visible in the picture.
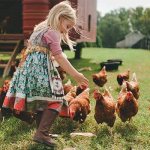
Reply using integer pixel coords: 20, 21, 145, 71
3, 27, 68, 113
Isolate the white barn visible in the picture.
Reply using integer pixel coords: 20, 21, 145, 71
116, 31, 145, 48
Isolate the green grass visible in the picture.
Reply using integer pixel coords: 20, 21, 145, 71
0, 48, 150, 150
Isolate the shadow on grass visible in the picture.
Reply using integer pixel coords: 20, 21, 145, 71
115, 122, 138, 141
90, 122, 138, 149
51, 117, 78, 136
27, 143, 56, 150
69, 58, 120, 74
114, 122, 138, 149
0, 117, 34, 143
68, 58, 102, 72
68, 58, 92, 68
90, 125, 114, 149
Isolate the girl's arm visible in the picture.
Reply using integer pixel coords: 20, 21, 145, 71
54, 53, 89, 87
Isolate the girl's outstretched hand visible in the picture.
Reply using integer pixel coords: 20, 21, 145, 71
74, 72, 89, 88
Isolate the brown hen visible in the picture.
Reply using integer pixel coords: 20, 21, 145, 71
93, 88, 116, 127
0, 80, 12, 120
116, 83, 138, 122
92, 66, 107, 87
0, 80, 10, 108
64, 86, 77, 104
126, 73, 140, 99
117, 70, 130, 86
76, 84, 87, 96
63, 79, 74, 95
59, 86, 76, 118
69, 88, 91, 123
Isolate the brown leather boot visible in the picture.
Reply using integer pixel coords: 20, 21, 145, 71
35, 111, 43, 129
33, 109, 58, 147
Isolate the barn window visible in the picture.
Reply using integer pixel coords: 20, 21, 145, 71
88, 14, 91, 32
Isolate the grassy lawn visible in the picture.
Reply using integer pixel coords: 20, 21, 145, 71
0, 48, 150, 150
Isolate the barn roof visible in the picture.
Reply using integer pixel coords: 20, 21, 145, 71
116, 31, 145, 48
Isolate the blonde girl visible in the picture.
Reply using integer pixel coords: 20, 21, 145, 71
2, 1, 88, 147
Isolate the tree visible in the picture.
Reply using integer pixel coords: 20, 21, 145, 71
130, 7, 144, 32
99, 10, 129, 47
140, 8, 150, 35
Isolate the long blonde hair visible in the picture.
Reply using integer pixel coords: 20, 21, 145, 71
34, 1, 77, 51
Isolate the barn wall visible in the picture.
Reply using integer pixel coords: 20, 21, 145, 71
77, 0, 97, 42
22, 0, 96, 42
23, 0, 49, 38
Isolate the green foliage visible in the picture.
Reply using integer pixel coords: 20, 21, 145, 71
99, 13, 129, 48
94, 7, 150, 48
0, 48, 150, 149
140, 8, 150, 35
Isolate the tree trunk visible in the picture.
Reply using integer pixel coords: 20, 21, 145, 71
74, 43, 83, 59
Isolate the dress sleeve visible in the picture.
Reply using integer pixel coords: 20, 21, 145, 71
42, 30, 62, 56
